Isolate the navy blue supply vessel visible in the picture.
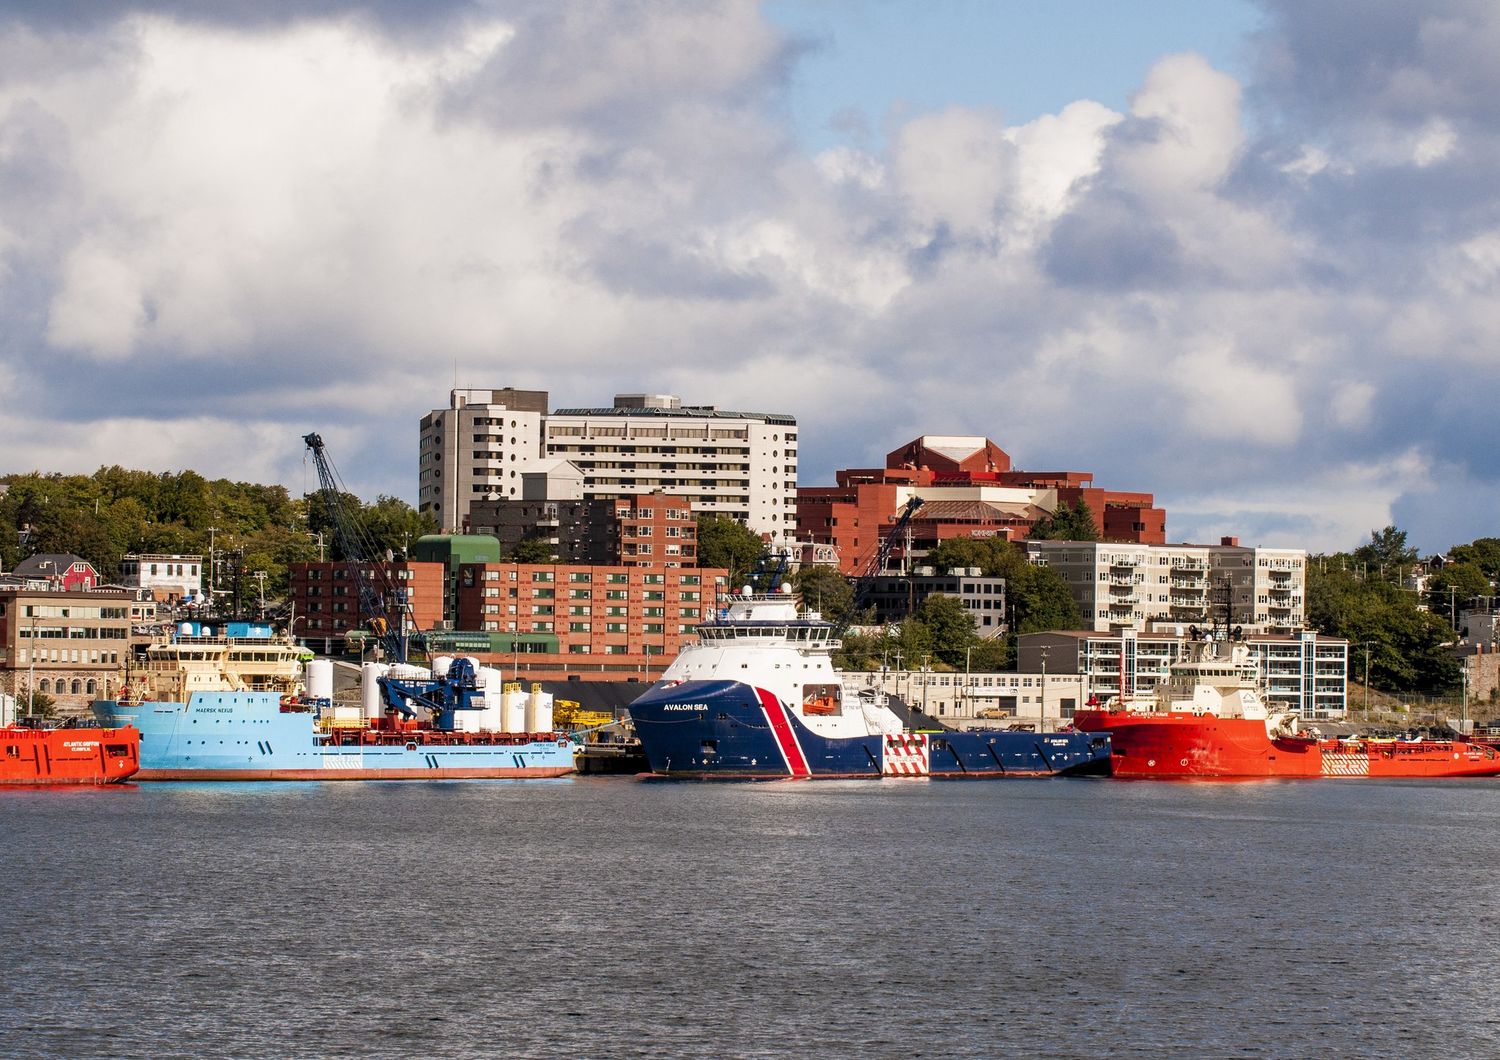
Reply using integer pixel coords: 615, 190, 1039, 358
629, 586, 1110, 779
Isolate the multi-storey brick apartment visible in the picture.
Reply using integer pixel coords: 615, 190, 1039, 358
288, 557, 725, 682
288, 560, 447, 654
464, 492, 698, 567
797, 435, 1165, 575
419, 389, 797, 546
452, 562, 725, 681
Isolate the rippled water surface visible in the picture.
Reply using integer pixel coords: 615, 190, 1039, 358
4, 776, 1500, 1058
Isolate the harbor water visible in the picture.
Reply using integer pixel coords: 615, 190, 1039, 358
4, 777, 1500, 1058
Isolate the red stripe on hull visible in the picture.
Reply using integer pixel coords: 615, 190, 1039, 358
135, 767, 574, 781
755, 687, 812, 777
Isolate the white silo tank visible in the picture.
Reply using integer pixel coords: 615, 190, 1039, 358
432, 655, 454, 678
524, 685, 554, 734
362, 662, 390, 719
478, 666, 504, 690
501, 684, 528, 733
306, 658, 335, 702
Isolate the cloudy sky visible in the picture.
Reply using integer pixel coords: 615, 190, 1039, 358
3, 0, 1498, 554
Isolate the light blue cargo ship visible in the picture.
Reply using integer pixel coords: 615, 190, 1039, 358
92, 624, 574, 780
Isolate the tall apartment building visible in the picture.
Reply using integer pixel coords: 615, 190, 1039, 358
545, 395, 796, 545
420, 390, 797, 545
0, 588, 133, 718
1023, 538, 1307, 633
418, 388, 549, 530
1016, 629, 1349, 720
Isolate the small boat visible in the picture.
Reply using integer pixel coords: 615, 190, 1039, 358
629, 584, 1110, 779
573, 717, 648, 775
1, 720, 139, 785
1074, 638, 1500, 779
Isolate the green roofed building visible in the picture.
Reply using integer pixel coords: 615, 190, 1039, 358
411, 535, 502, 627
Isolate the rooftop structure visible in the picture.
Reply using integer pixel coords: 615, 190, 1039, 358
797, 435, 1165, 575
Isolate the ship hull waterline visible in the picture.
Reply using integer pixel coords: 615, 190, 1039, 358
93, 692, 576, 782
134, 765, 574, 781
630, 679, 1111, 780
1075, 709, 1500, 779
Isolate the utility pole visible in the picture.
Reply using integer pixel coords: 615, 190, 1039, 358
253, 571, 268, 620
207, 526, 220, 615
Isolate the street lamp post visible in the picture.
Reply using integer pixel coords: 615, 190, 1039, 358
27, 613, 38, 719
1039, 646, 1049, 728
964, 644, 975, 719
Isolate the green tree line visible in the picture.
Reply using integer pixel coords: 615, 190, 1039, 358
0, 467, 434, 601
1306, 526, 1496, 697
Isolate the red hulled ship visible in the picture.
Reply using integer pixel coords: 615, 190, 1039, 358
1074, 640, 1500, 780
1, 722, 140, 785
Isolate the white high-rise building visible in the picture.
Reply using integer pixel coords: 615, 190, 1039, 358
545, 395, 797, 545
418, 389, 549, 531
419, 390, 797, 543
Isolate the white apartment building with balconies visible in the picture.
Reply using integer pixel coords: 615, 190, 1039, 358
1017, 628, 1348, 720
544, 395, 798, 546
1025, 538, 1306, 633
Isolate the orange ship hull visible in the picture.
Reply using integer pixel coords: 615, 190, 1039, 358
1074, 710, 1500, 779
1, 725, 140, 785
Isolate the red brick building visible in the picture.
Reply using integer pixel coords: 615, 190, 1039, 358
288, 560, 447, 651
463, 492, 699, 567
797, 436, 1166, 575
453, 562, 726, 681
289, 557, 726, 682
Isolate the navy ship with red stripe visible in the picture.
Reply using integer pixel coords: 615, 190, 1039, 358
629, 584, 1110, 779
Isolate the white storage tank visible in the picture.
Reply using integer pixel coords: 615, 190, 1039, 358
524, 683, 553, 734
431, 655, 454, 678
478, 666, 504, 691
500, 683, 528, 733
362, 662, 390, 719
305, 658, 335, 702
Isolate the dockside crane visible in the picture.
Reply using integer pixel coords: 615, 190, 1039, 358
836, 495, 925, 637
302, 432, 417, 664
